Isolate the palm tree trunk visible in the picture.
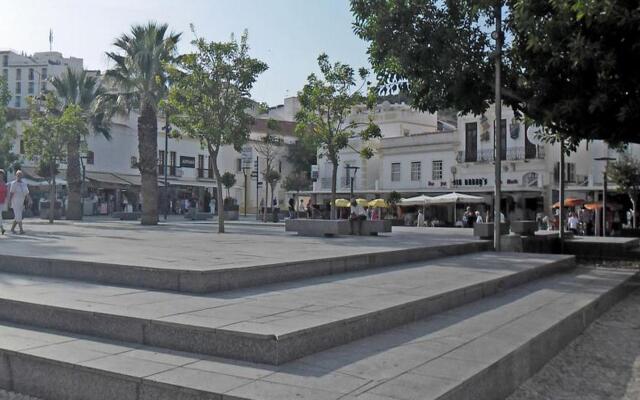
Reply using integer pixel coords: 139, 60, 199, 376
137, 103, 159, 225
66, 135, 83, 220
210, 151, 224, 233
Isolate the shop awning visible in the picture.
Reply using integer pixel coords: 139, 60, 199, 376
85, 171, 133, 186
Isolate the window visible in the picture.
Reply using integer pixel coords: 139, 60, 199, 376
432, 160, 443, 180
236, 158, 242, 172
41, 68, 47, 80
15, 68, 21, 81
169, 151, 176, 176
410, 161, 421, 181
465, 122, 478, 162
391, 162, 401, 182
14, 96, 20, 108
28, 68, 34, 81
278, 160, 282, 173
28, 82, 34, 94
2, 55, 7, 67
197, 155, 205, 178
15, 82, 21, 94
19, 140, 24, 154
86, 151, 94, 165
2, 69, 7, 80
566, 162, 576, 183
130, 156, 137, 168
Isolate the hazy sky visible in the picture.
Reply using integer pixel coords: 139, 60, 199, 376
1, 0, 371, 106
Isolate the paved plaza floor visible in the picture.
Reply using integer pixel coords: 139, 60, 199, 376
0, 218, 478, 271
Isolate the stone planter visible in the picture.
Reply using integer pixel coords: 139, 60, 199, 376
510, 220, 537, 236
473, 222, 510, 239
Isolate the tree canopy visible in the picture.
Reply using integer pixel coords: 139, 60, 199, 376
295, 53, 380, 219
167, 28, 267, 232
351, 0, 640, 145
608, 154, 640, 228
0, 77, 17, 171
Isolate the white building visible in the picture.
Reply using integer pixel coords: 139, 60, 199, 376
1, 50, 85, 109
309, 101, 639, 223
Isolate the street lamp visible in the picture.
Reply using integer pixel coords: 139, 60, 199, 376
493, 1, 503, 251
241, 165, 251, 217
163, 113, 171, 220
345, 165, 360, 199
594, 156, 616, 236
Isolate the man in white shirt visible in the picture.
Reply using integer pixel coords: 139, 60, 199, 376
567, 213, 580, 234
8, 170, 31, 234
349, 198, 367, 235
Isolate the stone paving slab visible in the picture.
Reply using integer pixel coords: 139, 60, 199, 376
0, 267, 634, 400
0, 221, 488, 292
0, 252, 573, 364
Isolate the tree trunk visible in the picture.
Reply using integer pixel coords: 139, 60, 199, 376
210, 151, 224, 233
137, 104, 159, 225
49, 163, 56, 224
331, 162, 338, 220
65, 135, 83, 220
630, 196, 636, 229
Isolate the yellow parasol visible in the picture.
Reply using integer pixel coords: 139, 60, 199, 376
368, 198, 388, 208
333, 198, 351, 208
356, 198, 369, 206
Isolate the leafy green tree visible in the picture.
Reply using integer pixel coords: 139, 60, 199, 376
510, 0, 640, 145
23, 94, 87, 223
254, 119, 283, 221
282, 172, 311, 194
286, 135, 317, 177
608, 155, 640, 229
352, 0, 640, 146
167, 28, 267, 233
0, 77, 17, 170
105, 22, 181, 225
51, 67, 112, 220
295, 53, 380, 219
220, 172, 237, 201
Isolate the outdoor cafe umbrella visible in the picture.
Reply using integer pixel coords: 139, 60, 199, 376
399, 194, 433, 206
368, 198, 388, 208
333, 198, 351, 208
428, 192, 484, 224
552, 198, 586, 208
356, 198, 369, 206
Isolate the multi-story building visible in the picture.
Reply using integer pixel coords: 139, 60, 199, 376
309, 102, 640, 223
1, 50, 85, 109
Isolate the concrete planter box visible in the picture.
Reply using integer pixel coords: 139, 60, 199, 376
224, 210, 239, 221
474, 222, 509, 239
184, 212, 213, 221
510, 220, 537, 236
111, 211, 141, 220
285, 219, 392, 237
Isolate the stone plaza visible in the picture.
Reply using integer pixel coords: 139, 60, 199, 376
0, 219, 635, 399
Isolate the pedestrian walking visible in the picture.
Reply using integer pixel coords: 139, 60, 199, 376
8, 170, 31, 234
0, 170, 7, 234
475, 210, 484, 224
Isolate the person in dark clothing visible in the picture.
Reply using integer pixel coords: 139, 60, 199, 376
288, 197, 295, 219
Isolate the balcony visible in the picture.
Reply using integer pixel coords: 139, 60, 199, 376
457, 146, 545, 163
197, 168, 214, 179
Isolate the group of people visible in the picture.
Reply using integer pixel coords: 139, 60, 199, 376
0, 170, 31, 235
462, 206, 486, 227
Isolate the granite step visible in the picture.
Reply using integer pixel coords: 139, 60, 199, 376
0, 267, 634, 400
0, 252, 572, 365
0, 241, 489, 293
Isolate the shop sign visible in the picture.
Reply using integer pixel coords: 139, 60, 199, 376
180, 156, 196, 168
452, 178, 489, 186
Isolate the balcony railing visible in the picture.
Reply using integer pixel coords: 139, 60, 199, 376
158, 165, 177, 176
197, 168, 214, 179
457, 146, 545, 163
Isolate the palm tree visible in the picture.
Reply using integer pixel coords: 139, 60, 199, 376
51, 67, 111, 220
105, 22, 180, 225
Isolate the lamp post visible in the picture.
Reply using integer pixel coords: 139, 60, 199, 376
345, 165, 360, 199
242, 165, 250, 217
163, 113, 171, 220
492, 0, 503, 251
79, 154, 87, 217
594, 156, 616, 236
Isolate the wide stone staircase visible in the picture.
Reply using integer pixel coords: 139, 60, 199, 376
0, 243, 636, 400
